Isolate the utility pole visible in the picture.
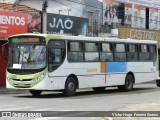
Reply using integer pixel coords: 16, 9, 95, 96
12, 0, 20, 8
42, 0, 48, 34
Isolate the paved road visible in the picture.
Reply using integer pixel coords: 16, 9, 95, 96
0, 83, 160, 120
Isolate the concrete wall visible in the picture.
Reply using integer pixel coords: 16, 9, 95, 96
84, 0, 103, 26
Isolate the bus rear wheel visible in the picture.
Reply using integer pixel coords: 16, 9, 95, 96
118, 74, 134, 92
63, 77, 76, 96
156, 80, 160, 87
30, 90, 42, 96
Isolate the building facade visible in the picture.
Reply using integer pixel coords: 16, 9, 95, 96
8, 0, 103, 37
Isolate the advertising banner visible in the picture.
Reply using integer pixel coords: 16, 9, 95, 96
28, 13, 41, 33
47, 13, 88, 36
103, 0, 121, 29
133, 5, 146, 28
149, 8, 158, 30
0, 11, 28, 38
124, 4, 132, 27
114, 0, 160, 9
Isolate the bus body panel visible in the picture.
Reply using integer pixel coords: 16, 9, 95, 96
5, 34, 159, 92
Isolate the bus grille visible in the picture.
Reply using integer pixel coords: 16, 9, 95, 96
13, 84, 31, 88
12, 79, 32, 81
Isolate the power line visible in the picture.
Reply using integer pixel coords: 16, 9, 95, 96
50, 0, 103, 10
51, 0, 83, 10
65, 0, 102, 10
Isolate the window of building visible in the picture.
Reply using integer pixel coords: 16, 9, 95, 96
88, 12, 99, 37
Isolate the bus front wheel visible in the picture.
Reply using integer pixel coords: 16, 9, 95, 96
63, 77, 76, 96
30, 90, 42, 96
118, 74, 134, 92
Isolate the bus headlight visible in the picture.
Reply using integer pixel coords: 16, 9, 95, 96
38, 73, 45, 80
32, 78, 39, 82
7, 77, 12, 82
32, 74, 46, 82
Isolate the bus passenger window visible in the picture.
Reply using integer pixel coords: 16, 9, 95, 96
127, 44, 138, 61
68, 41, 84, 62
150, 45, 156, 61
100, 43, 113, 61
84, 42, 100, 62
114, 43, 126, 61
139, 45, 149, 61
48, 48, 65, 63
100, 53, 113, 61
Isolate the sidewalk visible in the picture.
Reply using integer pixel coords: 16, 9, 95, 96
0, 87, 29, 94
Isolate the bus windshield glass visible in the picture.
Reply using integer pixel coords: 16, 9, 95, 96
7, 45, 46, 69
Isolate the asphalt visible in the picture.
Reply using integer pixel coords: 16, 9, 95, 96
1, 85, 160, 120
0, 87, 29, 94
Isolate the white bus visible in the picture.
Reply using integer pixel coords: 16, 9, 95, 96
4, 34, 159, 96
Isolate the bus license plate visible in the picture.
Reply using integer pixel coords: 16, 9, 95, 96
18, 83, 25, 87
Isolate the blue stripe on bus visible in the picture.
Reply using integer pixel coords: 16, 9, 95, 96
107, 62, 127, 73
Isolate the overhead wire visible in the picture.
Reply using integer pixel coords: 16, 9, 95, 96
50, 0, 103, 11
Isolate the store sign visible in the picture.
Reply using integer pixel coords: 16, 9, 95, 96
47, 13, 88, 36
129, 29, 154, 40
119, 27, 160, 47
0, 11, 28, 38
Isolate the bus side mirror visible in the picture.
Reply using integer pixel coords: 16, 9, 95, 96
2, 42, 8, 60
2, 46, 4, 57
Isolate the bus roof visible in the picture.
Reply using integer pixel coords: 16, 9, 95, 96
8, 33, 157, 44
104, 38, 157, 44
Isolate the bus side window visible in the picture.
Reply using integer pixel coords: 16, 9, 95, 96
127, 44, 138, 61
68, 41, 84, 62
139, 44, 149, 61
48, 48, 65, 63
100, 43, 113, 61
84, 42, 99, 62
114, 43, 126, 61
150, 45, 156, 61
48, 48, 54, 63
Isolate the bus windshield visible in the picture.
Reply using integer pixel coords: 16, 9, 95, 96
7, 45, 46, 69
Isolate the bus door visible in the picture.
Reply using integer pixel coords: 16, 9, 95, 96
47, 40, 66, 76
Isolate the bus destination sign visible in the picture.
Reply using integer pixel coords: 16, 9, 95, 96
11, 37, 40, 43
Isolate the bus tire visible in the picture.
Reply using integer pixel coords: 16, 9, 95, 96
93, 87, 106, 92
30, 90, 42, 96
63, 77, 76, 96
118, 74, 134, 92
156, 80, 160, 87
